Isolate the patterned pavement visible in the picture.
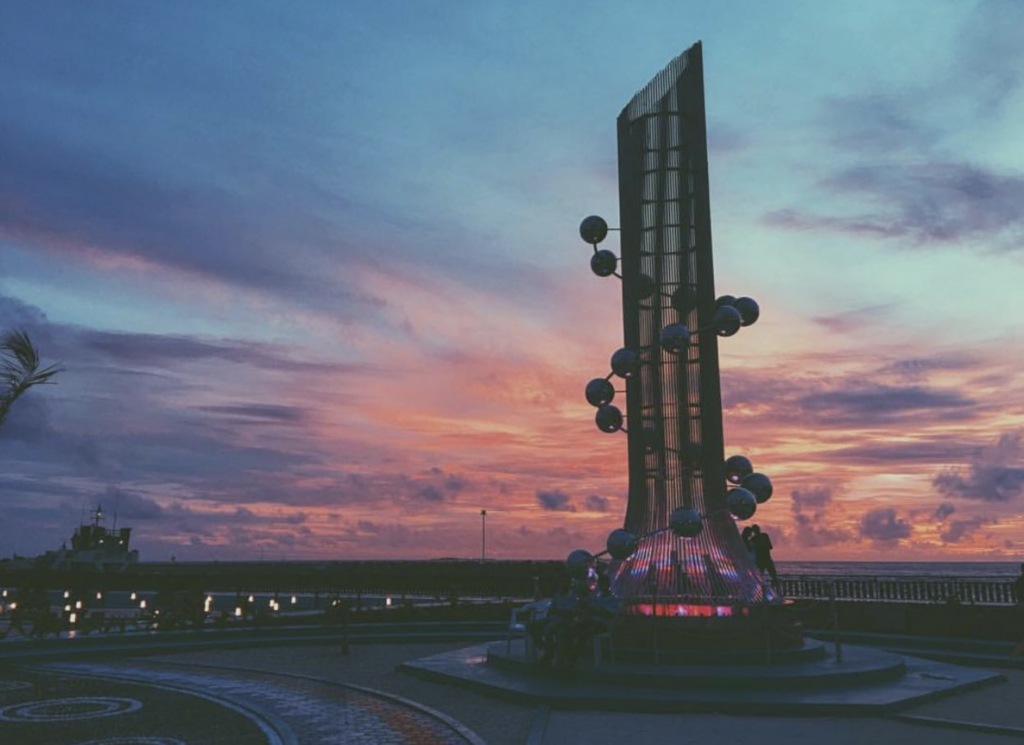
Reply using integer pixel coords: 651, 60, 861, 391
35, 661, 478, 745
0, 669, 270, 745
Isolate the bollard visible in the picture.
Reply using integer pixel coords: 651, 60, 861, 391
829, 581, 842, 663
340, 600, 350, 655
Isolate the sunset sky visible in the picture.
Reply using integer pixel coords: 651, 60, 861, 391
2, 1, 1023, 562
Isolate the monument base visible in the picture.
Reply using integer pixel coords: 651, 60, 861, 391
610, 599, 804, 658
399, 641, 1004, 715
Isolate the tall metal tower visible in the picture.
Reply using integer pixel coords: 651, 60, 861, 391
579, 42, 775, 621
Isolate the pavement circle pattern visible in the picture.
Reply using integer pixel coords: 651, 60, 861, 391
72, 738, 187, 745
45, 662, 476, 744
0, 680, 33, 693
0, 696, 143, 722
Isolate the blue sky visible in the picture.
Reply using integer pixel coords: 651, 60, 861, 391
2, 1, 1023, 561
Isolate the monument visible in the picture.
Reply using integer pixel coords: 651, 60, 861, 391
576, 41, 783, 653
402, 43, 1003, 710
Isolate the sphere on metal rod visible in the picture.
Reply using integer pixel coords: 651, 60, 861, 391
734, 296, 760, 327
660, 323, 692, 354
585, 378, 615, 407
566, 549, 594, 577
606, 529, 638, 560
669, 507, 704, 537
595, 405, 624, 433
712, 305, 743, 337
579, 216, 609, 245
610, 348, 639, 379
725, 454, 753, 484
715, 295, 737, 308
590, 250, 618, 277
741, 472, 773, 503
726, 487, 758, 520
671, 285, 697, 315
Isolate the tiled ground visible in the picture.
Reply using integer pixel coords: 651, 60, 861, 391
37, 661, 475, 745
0, 669, 270, 745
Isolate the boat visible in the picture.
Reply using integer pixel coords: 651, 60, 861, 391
35, 504, 139, 572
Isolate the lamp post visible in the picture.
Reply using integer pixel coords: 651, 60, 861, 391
480, 509, 487, 562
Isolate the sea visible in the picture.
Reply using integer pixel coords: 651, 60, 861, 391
776, 561, 1021, 579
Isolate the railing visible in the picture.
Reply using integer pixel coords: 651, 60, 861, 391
778, 575, 1019, 606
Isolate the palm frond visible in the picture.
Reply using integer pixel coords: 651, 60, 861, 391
0, 329, 62, 428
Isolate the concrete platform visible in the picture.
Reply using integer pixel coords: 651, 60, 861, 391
487, 640, 902, 690
399, 641, 1004, 715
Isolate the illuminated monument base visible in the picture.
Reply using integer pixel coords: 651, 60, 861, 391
613, 602, 803, 656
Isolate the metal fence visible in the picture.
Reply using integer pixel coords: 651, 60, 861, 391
778, 575, 1019, 606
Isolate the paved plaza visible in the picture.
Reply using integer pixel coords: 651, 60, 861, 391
2, 642, 1024, 743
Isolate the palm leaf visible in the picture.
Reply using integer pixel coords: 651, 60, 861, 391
0, 329, 62, 428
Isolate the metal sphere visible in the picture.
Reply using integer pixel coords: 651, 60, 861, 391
580, 215, 609, 245
585, 378, 615, 407
734, 296, 760, 327
712, 305, 743, 337
590, 250, 618, 277
741, 472, 773, 503
660, 323, 692, 354
671, 285, 697, 315
595, 404, 624, 433
725, 454, 753, 484
566, 548, 594, 576
669, 507, 704, 537
727, 487, 758, 520
637, 274, 657, 299
610, 348, 639, 379
715, 295, 737, 308
606, 529, 638, 560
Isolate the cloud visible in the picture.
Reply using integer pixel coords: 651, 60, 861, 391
791, 485, 834, 511
0, 119, 386, 315
810, 303, 895, 334
960, 0, 1024, 107
722, 366, 984, 431
860, 508, 912, 544
933, 433, 1024, 502
797, 384, 977, 425
940, 516, 994, 544
792, 512, 852, 548
413, 484, 445, 502
101, 487, 164, 520
583, 494, 611, 513
765, 161, 1024, 251
707, 124, 748, 156
443, 473, 469, 494
934, 502, 956, 520
821, 94, 934, 155
830, 440, 978, 465
536, 489, 575, 512
196, 404, 307, 423
790, 485, 852, 548
83, 329, 357, 374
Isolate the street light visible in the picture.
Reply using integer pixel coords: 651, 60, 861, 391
480, 509, 487, 562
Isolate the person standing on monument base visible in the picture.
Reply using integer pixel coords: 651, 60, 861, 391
749, 525, 779, 593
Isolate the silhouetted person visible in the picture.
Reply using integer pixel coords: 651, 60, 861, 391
537, 578, 577, 665
750, 525, 779, 592
1012, 564, 1024, 658
741, 526, 756, 560
554, 574, 619, 670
